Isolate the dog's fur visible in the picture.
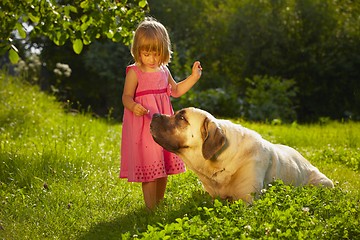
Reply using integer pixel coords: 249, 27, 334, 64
150, 107, 334, 203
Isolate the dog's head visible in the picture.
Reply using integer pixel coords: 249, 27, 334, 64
150, 107, 226, 160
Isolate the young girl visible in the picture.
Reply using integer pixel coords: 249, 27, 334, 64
120, 17, 202, 210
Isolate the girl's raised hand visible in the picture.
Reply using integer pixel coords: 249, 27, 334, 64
191, 61, 202, 80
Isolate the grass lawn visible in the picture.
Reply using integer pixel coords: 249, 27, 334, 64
1, 72, 359, 239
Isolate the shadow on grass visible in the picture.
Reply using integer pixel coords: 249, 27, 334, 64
78, 190, 213, 240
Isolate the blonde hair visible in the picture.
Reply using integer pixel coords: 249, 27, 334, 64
131, 17, 172, 65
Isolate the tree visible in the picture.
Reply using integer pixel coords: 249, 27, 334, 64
149, 0, 360, 121
0, 0, 148, 63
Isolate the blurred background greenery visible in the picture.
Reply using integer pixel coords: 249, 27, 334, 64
2, 0, 359, 122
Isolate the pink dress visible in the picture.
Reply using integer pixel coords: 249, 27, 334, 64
120, 64, 185, 182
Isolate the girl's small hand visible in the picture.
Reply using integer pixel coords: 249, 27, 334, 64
191, 61, 202, 80
133, 103, 149, 116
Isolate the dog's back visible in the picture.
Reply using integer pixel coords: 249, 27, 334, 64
215, 120, 334, 202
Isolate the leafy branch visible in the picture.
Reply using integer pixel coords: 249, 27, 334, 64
0, 0, 148, 63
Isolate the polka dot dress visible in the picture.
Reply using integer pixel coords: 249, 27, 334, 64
120, 64, 185, 182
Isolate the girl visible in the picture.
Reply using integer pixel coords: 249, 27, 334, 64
120, 17, 202, 210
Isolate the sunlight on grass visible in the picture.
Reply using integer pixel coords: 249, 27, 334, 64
1, 72, 359, 239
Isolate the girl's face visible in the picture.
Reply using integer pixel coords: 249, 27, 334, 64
139, 50, 161, 71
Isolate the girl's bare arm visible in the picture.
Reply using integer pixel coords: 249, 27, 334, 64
169, 61, 202, 98
122, 69, 149, 116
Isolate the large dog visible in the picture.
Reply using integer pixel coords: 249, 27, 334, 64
150, 107, 334, 203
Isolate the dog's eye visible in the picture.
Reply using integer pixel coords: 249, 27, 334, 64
176, 114, 187, 122
180, 116, 188, 122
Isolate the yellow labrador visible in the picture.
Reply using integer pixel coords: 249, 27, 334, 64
150, 107, 334, 203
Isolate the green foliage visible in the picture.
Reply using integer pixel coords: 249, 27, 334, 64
314, 145, 360, 172
0, 71, 117, 188
4, 0, 359, 122
24, 39, 131, 120
1, 72, 359, 239
13, 54, 42, 84
138, 181, 360, 239
8, 48, 19, 64
172, 88, 243, 118
172, 75, 298, 122
0, 0, 148, 63
150, 0, 360, 121
245, 75, 298, 122
0, 71, 134, 238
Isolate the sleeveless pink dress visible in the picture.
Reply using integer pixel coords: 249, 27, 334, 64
120, 64, 185, 182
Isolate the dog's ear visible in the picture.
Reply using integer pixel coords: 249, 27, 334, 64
201, 117, 226, 160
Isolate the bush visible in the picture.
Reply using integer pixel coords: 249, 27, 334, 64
245, 75, 298, 122
172, 88, 244, 118
172, 75, 297, 122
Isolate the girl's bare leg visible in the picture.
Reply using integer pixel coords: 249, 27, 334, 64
142, 177, 168, 210
156, 177, 168, 204
142, 181, 157, 210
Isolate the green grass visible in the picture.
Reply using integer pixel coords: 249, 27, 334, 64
1, 71, 359, 239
